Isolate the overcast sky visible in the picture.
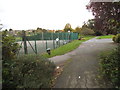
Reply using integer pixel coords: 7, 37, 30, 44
0, 0, 94, 30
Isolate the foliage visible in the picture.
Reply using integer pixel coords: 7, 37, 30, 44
64, 23, 73, 32
42, 36, 95, 58
112, 35, 116, 42
0, 24, 3, 30
86, 19, 103, 36
81, 27, 95, 35
87, 2, 120, 35
10, 54, 55, 88
2, 31, 20, 60
2, 31, 20, 88
99, 46, 120, 88
36, 27, 47, 33
86, 19, 95, 30
112, 33, 120, 43
75, 26, 82, 34
96, 35, 114, 39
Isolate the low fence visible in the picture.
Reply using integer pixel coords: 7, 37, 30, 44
17, 31, 78, 55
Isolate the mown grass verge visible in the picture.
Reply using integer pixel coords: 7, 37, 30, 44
42, 36, 95, 58
96, 35, 114, 39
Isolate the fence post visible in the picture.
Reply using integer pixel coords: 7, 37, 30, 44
58, 33, 60, 47
22, 30, 28, 54
46, 40, 48, 50
66, 33, 67, 43
52, 32, 55, 49
33, 31, 37, 54
62, 33, 64, 45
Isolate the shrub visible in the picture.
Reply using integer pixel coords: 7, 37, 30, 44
112, 35, 116, 42
81, 27, 95, 35
2, 31, 20, 88
5, 54, 56, 88
95, 31, 103, 36
2, 31, 20, 60
115, 34, 120, 43
112, 34, 120, 43
99, 46, 120, 88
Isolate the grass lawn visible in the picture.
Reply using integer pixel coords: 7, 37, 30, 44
42, 36, 95, 58
96, 35, 114, 39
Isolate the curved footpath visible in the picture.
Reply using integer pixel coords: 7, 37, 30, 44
49, 38, 116, 88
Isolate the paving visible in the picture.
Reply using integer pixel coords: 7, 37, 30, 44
49, 38, 116, 88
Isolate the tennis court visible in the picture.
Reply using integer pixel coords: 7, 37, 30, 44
17, 40, 70, 55
16, 32, 78, 55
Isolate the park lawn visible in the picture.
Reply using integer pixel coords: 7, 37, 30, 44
96, 35, 114, 39
42, 36, 95, 58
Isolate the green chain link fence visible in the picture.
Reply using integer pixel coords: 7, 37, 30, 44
17, 31, 78, 55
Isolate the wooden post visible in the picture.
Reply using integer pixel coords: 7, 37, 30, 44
22, 30, 28, 54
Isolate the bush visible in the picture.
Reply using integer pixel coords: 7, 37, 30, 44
2, 31, 20, 88
95, 31, 103, 36
112, 36, 116, 42
3, 54, 56, 88
115, 34, 120, 43
99, 46, 120, 88
112, 34, 120, 43
81, 27, 95, 35
2, 31, 20, 60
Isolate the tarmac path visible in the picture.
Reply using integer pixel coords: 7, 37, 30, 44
49, 38, 116, 88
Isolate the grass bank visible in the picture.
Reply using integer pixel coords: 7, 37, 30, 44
42, 36, 95, 58
96, 35, 114, 39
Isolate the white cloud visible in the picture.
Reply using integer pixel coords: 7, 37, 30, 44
0, 0, 94, 30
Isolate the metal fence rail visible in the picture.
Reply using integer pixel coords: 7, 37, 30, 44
26, 32, 78, 40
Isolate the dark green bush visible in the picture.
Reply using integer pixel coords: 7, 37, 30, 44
2, 31, 20, 88
11, 54, 55, 88
99, 46, 120, 88
112, 34, 120, 43
112, 35, 116, 42
115, 34, 120, 43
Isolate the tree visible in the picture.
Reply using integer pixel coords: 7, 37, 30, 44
75, 26, 82, 34
36, 27, 47, 33
81, 27, 95, 35
36, 27, 42, 33
0, 24, 3, 30
64, 23, 73, 32
86, 19, 95, 30
87, 2, 120, 35
9, 28, 13, 31
86, 19, 102, 35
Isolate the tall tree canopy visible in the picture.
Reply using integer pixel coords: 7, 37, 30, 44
64, 23, 73, 32
87, 1, 120, 35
